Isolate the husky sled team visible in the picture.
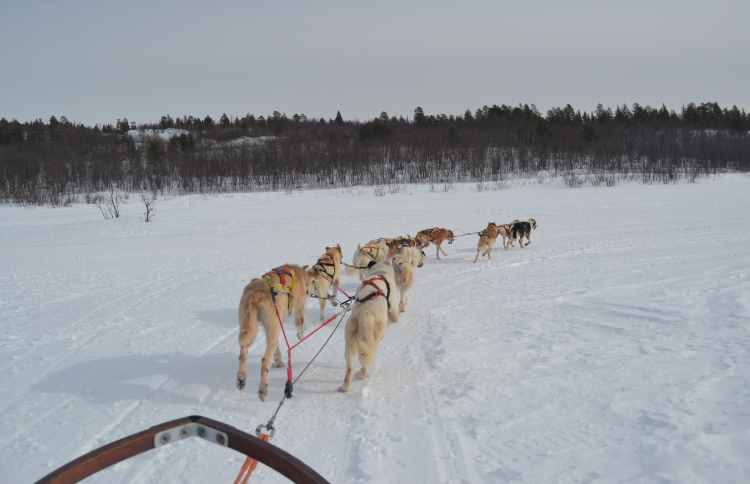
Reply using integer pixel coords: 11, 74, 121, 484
236, 218, 536, 399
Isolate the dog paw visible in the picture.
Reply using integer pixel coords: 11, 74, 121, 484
273, 359, 285, 369
355, 369, 368, 380
258, 385, 268, 401
236, 376, 246, 390
337, 385, 349, 393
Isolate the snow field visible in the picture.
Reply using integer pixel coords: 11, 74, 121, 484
1, 176, 749, 483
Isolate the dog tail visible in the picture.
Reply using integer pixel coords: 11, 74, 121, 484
238, 287, 263, 348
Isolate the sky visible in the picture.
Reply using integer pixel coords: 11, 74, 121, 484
1, 0, 749, 125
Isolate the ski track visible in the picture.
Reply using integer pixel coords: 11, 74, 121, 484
1, 176, 750, 483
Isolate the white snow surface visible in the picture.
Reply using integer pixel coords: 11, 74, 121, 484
2, 176, 749, 483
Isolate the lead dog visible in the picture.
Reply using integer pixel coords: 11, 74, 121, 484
236, 264, 310, 401
415, 227, 455, 259
306, 244, 343, 321
338, 261, 401, 393
510, 218, 537, 248
474, 222, 500, 262
391, 245, 425, 313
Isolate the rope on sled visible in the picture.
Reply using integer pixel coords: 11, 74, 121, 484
233, 432, 270, 484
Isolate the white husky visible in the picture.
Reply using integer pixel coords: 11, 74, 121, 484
348, 238, 390, 280
338, 262, 401, 392
391, 246, 425, 313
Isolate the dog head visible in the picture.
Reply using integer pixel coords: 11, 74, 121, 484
446, 229, 456, 244
325, 244, 343, 261
417, 249, 426, 268
529, 218, 537, 230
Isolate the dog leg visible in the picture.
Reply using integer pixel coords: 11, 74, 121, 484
236, 322, 258, 391
435, 244, 440, 260
319, 296, 326, 323
338, 322, 356, 392
473, 247, 480, 263
439, 243, 449, 257
294, 303, 306, 341
258, 337, 279, 401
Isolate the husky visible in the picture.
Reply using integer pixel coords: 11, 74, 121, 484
414, 227, 455, 259
306, 244, 343, 321
338, 261, 401, 393
496, 223, 514, 249
236, 264, 309, 401
391, 245, 425, 313
386, 236, 419, 258
510, 218, 537, 248
348, 238, 390, 280
473, 222, 501, 262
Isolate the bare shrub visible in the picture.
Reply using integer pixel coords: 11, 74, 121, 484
141, 192, 155, 222
96, 186, 124, 219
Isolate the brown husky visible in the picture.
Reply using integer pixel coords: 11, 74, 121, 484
306, 244, 343, 321
414, 227, 455, 260
236, 264, 310, 401
474, 222, 500, 262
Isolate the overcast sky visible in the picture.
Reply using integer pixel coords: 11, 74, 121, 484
2, 0, 748, 125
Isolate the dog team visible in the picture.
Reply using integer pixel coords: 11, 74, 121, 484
236, 218, 537, 400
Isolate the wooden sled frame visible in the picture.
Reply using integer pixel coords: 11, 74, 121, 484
36, 415, 329, 484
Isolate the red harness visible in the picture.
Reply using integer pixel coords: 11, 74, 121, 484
356, 275, 391, 308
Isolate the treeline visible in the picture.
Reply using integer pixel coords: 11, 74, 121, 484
1, 102, 749, 205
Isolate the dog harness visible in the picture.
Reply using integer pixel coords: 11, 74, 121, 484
355, 275, 391, 309
262, 266, 296, 310
359, 245, 381, 262
313, 259, 336, 282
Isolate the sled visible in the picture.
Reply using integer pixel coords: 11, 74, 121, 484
36, 415, 329, 483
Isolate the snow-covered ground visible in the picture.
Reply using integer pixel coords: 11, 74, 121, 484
1, 176, 749, 483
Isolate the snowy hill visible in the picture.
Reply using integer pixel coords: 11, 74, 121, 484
1, 176, 749, 483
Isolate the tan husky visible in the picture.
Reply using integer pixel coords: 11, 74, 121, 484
386, 236, 419, 258
306, 244, 343, 321
474, 222, 500, 262
415, 227, 455, 259
338, 262, 401, 393
348, 238, 389, 280
236, 264, 309, 401
391, 246, 425, 313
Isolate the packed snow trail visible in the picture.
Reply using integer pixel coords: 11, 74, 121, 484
1, 176, 749, 483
